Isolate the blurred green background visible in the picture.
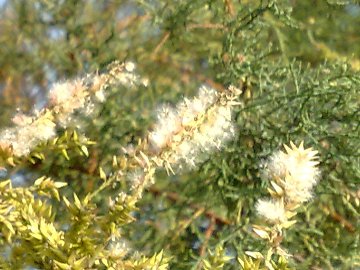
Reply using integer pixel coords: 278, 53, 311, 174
0, 0, 359, 269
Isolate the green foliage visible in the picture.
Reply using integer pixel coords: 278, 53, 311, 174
1, 0, 359, 269
202, 246, 232, 270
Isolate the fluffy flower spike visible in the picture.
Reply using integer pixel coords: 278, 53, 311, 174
256, 199, 286, 223
265, 141, 320, 203
0, 61, 146, 158
148, 85, 240, 171
256, 141, 321, 223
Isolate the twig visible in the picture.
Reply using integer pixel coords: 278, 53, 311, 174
196, 216, 216, 270
199, 217, 216, 256
320, 205, 355, 233
153, 54, 226, 92
116, 14, 150, 31
152, 31, 170, 57
187, 23, 226, 31
85, 149, 99, 193
162, 207, 205, 250
149, 186, 232, 226
224, 0, 236, 17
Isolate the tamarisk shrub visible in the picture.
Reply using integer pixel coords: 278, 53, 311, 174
1, 1, 359, 269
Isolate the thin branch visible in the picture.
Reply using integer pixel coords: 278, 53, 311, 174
199, 217, 216, 256
320, 205, 355, 233
224, 0, 236, 17
152, 31, 170, 57
186, 23, 226, 31
149, 186, 232, 226
116, 14, 150, 31
153, 54, 226, 92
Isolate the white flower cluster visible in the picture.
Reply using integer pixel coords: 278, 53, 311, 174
127, 169, 146, 191
108, 61, 147, 87
149, 85, 240, 171
256, 142, 320, 223
0, 61, 145, 157
48, 79, 90, 126
48, 61, 144, 127
108, 240, 131, 259
266, 141, 320, 203
256, 199, 286, 223
0, 112, 56, 156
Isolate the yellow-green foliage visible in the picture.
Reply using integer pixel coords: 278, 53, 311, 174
0, 174, 169, 269
238, 255, 293, 270
202, 246, 231, 270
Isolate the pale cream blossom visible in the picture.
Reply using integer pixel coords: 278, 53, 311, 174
176, 85, 218, 127
48, 81, 76, 107
94, 89, 106, 102
125, 61, 136, 72
194, 105, 235, 151
256, 199, 287, 223
108, 240, 131, 259
127, 169, 146, 191
0, 61, 145, 157
48, 61, 145, 127
265, 141, 320, 203
108, 61, 142, 87
0, 112, 56, 156
148, 85, 240, 171
254, 142, 321, 258
11, 113, 33, 126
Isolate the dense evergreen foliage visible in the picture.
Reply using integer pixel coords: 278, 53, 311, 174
0, 1, 359, 269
